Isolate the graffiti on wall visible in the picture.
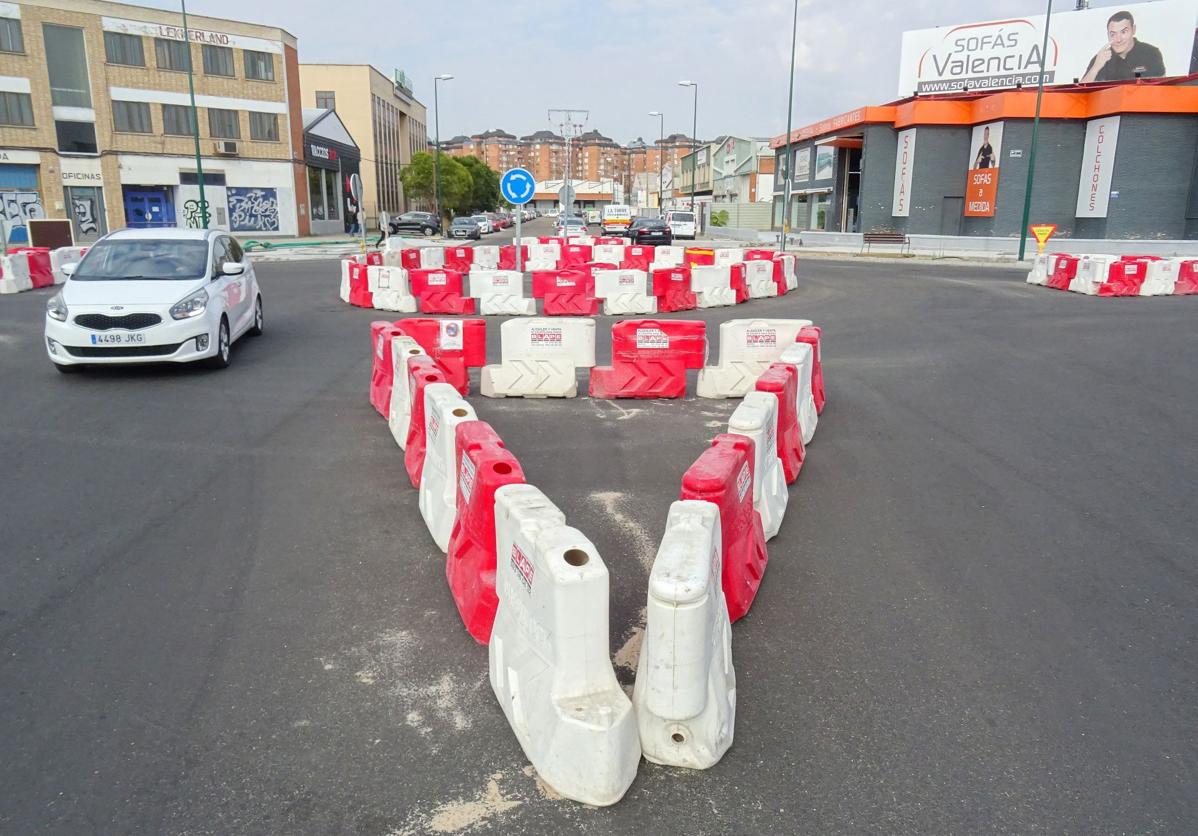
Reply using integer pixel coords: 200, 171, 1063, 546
182, 199, 210, 228
0, 191, 46, 238
71, 196, 99, 234
228, 187, 279, 232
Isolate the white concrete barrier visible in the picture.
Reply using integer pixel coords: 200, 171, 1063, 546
468, 269, 535, 315
419, 247, 445, 269
743, 260, 778, 299
0, 253, 32, 294
418, 383, 478, 552
473, 245, 500, 270
697, 318, 813, 399
1026, 253, 1055, 286
489, 483, 640, 806
694, 287, 737, 309
1141, 259, 1181, 296
339, 259, 353, 302
1069, 255, 1118, 295
776, 254, 798, 291
714, 248, 744, 267
727, 392, 788, 540
481, 318, 595, 398
633, 500, 735, 769
50, 246, 87, 285
529, 242, 561, 263
524, 258, 558, 272
593, 269, 647, 299
387, 336, 428, 449
654, 245, 685, 267
602, 294, 658, 315
593, 243, 625, 265
370, 266, 418, 312
778, 342, 818, 445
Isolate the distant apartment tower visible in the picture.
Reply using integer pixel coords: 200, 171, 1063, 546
0, 0, 305, 241
298, 64, 428, 225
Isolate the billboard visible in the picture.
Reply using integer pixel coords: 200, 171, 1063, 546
892, 128, 916, 217
964, 121, 1003, 217
793, 147, 810, 182
1076, 115, 1121, 218
898, 0, 1198, 96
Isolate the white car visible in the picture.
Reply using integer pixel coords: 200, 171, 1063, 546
554, 216, 588, 238
45, 228, 263, 372
667, 210, 696, 240
472, 214, 493, 234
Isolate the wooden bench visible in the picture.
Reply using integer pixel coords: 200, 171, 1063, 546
861, 231, 910, 255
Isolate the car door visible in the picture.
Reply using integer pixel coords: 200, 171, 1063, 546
225, 236, 254, 332
209, 236, 236, 328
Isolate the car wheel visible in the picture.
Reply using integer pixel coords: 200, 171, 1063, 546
207, 317, 231, 369
423, 226, 436, 237
249, 295, 264, 337
53, 361, 81, 374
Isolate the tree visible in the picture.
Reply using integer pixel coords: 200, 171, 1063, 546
457, 156, 502, 214
400, 151, 473, 219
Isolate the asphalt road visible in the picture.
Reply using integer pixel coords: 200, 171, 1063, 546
1, 242, 1195, 835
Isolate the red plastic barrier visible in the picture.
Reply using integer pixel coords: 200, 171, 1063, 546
560, 243, 594, 267
589, 319, 706, 399
754, 363, 806, 483
795, 325, 825, 415
684, 247, 715, 267
366, 251, 383, 266
538, 236, 566, 246
1097, 259, 1150, 297
497, 244, 528, 270
541, 268, 598, 315
444, 246, 474, 273
1175, 260, 1198, 295
680, 433, 769, 623
1046, 254, 1079, 291
403, 356, 450, 487
9, 247, 52, 288
408, 268, 464, 297
446, 421, 527, 643
347, 261, 373, 308
771, 256, 792, 296
419, 293, 476, 315
1118, 254, 1162, 263
728, 262, 749, 304
400, 248, 421, 270
651, 266, 696, 312
593, 236, 624, 245
620, 245, 654, 271
395, 318, 486, 395
531, 267, 586, 298
743, 249, 777, 261
369, 320, 407, 416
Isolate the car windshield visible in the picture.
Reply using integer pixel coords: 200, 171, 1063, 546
72, 239, 210, 281
452, 218, 473, 226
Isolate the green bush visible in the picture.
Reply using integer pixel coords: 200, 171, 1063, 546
711, 209, 729, 227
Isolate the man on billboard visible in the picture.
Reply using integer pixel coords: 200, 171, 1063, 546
973, 126, 996, 169
1080, 10, 1166, 82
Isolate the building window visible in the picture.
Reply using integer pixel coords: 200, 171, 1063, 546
244, 50, 274, 81
154, 37, 190, 71
202, 44, 234, 77
162, 104, 193, 136
0, 17, 24, 53
315, 90, 335, 109
112, 100, 152, 133
249, 112, 278, 141
0, 91, 33, 126
307, 166, 325, 220
43, 24, 91, 107
56, 121, 98, 154
324, 168, 339, 220
103, 31, 143, 66
208, 108, 240, 139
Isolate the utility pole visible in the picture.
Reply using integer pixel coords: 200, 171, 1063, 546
433, 74, 453, 226
780, 0, 798, 253
1017, 0, 1054, 261
181, 0, 207, 228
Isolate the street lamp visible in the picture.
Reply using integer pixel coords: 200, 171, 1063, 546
648, 111, 665, 213
180, 0, 207, 228
780, 0, 798, 253
678, 81, 698, 213
1017, 1, 1054, 261
433, 74, 453, 225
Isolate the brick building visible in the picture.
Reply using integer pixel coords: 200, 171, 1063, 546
0, 0, 306, 242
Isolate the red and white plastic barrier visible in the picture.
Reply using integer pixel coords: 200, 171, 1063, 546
754, 363, 806, 483
633, 500, 736, 769
387, 336, 427, 448
652, 266, 697, 313
50, 246, 87, 285
589, 319, 707, 399
594, 269, 657, 315
369, 321, 406, 417
0, 251, 32, 295
742, 260, 778, 299
395, 317, 487, 396
489, 482, 640, 806
696, 318, 813, 399
481, 318, 596, 398
468, 269, 536, 316
727, 391, 788, 540
1029, 252, 1198, 297
370, 266, 417, 312
403, 355, 451, 488
418, 383, 479, 551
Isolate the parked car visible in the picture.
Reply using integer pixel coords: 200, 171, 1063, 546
554, 215, 589, 237
45, 228, 263, 372
449, 216, 482, 240
390, 211, 441, 236
586, 209, 600, 224
484, 212, 507, 230
471, 214, 493, 234
666, 210, 696, 240
626, 217, 674, 246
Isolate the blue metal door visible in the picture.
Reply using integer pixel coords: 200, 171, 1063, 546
123, 188, 175, 228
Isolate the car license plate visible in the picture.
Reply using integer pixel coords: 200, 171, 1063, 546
90, 332, 145, 345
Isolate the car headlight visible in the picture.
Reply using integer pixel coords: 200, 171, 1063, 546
170, 287, 209, 320
46, 293, 68, 322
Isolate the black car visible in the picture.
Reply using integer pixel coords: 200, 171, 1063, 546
626, 217, 673, 246
389, 211, 441, 236
448, 216, 481, 240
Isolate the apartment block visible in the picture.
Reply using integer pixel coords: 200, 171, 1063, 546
0, 0, 305, 242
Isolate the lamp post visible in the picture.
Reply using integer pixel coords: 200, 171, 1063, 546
1017, 0, 1053, 261
780, 0, 798, 253
181, 0, 207, 228
433, 74, 453, 225
648, 111, 665, 213
678, 81, 698, 214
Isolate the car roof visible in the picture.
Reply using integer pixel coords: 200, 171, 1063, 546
105, 228, 216, 242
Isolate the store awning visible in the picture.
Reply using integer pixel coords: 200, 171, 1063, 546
814, 135, 864, 149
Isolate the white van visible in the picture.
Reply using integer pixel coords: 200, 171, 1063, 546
601, 204, 633, 235
667, 210, 696, 240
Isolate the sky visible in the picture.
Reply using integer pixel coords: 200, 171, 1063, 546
138, 0, 1146, 145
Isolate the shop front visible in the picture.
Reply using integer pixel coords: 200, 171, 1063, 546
303, 111, 361, 236
0, 149, 46, 244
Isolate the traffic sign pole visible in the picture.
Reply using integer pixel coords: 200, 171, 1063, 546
499, 167, 535, 273
515, 212, 522, 271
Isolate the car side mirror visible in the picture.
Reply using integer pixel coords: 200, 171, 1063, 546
61, 262, 77, 277
221, 262, 245, 276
